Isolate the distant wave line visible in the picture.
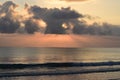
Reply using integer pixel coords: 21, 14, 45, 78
0, 61, 120, 69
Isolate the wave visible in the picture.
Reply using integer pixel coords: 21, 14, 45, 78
0, 61, 120, 69
0, 67, 120, 77
0, 61, 120, 77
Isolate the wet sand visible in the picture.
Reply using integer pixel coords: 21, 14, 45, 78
0, 72, 120, 80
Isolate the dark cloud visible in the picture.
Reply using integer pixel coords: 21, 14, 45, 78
0, 1, 20, 33
51, 8, 83, 19
0, 1, 17, 14
84, 14, 100, 20
72, 19, 87, 34
0, 17, 20, 33
28, 6, 82, 34
0, 1, 120, 36
72, 22, 120, 36
24, 19, 40, 34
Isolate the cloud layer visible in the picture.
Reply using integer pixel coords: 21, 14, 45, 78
60, 0, 88, 2
0, 1, 120, 36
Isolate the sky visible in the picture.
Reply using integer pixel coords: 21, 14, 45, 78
0, 0, 120, 35
0, 0, 120, 47
0, 0, 120, 25
0, 34, 120, 47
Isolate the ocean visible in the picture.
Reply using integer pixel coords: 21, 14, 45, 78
0, 48, 120, 80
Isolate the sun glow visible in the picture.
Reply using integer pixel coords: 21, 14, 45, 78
37, 19, 47, 28
62, 23, 68, 29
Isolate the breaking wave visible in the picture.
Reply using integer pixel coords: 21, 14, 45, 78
0, 61, 120, 77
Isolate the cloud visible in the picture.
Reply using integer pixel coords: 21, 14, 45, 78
28, 6, 83, 34
84, 14, 100, 20
24, 19, 40, 34
60, 0, 88, 2
0, 1, 20, 33
72, 22, 120, 36
51, 8, 83, 19
0, 1, 120, 36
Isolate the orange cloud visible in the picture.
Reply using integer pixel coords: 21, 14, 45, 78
60, 0, 88, 2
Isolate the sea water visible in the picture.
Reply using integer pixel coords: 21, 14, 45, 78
0, 48, 120, 80
0, 48, 120, 63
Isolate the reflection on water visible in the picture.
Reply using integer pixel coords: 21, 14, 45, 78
0, 48, 120, 64
0, 48, 120, 80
